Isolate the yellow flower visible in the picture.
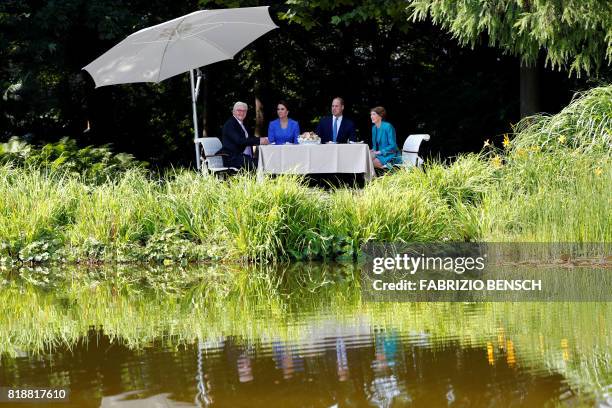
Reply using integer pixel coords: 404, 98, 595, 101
506, 339, 516, 367
561, 338, 570, 362
558, 135, 566, 144
483, 139, 491, 148
516, 148, 527, 157
502, 134, 511, 149
486, 342, 495, 366
491, 155, 503, 168
594, 167, 603, 176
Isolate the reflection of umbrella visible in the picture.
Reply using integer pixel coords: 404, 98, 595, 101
83, 7, 278, 168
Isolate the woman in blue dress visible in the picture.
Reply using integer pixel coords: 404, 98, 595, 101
370, 106, 401, 169
268, 100, 300, 144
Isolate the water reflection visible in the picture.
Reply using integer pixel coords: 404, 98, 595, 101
0, 263, 610, 407
0, 328, 578, 407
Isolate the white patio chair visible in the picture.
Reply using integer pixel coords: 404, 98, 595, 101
399, 134, 430, 168
194, 137, 238, 175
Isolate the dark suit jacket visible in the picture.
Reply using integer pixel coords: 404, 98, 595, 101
219, 116, 261, 168
315, 116, 357, 143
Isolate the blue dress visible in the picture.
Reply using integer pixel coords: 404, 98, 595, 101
372, 121, 402, 168
268, 118, 300, 144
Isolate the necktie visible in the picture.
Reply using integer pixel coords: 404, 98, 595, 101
333, 117, 338, 142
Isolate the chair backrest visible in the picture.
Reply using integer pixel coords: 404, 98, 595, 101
198, 137, 224, 170
200, 137, 222, 155
401, 134, 430, 167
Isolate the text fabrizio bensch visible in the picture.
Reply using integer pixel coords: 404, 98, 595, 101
370, 254, 542, 292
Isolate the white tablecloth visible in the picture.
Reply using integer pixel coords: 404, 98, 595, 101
257, 143, 376, 181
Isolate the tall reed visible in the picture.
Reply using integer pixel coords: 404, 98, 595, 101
0, 165, 79, 254
511, 85, 611, 155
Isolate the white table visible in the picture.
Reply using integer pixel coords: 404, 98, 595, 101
257, 143, 376, 182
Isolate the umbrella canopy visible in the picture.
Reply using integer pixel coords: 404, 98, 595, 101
82, 6, 278, 169
83, 6, 278, 87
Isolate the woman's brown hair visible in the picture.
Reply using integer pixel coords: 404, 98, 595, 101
370, 106, 386, 119
277, 100, 290, 111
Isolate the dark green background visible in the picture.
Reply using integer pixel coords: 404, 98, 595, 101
1, 0, 610, 168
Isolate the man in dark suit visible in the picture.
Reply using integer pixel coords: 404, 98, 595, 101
315, 97, 357, 143
219, 101, 268, 170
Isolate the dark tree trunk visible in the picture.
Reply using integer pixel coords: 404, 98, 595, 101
373, 22, 395, 106
254, 39, 272, 137
255, 96, 265, 137
520, 63, 540, 118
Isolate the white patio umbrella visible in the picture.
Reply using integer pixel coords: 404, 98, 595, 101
83, 6, 278, 169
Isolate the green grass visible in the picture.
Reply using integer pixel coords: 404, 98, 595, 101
482, 151, 611, 242
0, 85, 610, 264
0, 162, 494, 263
482, 84, 611, 242
511, 85, 611, 155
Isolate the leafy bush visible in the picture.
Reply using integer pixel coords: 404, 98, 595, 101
511, 85, 612, 155
0, 137, 147, 184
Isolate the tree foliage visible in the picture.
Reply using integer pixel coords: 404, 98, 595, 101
282, 0, 411, 30
0, 137, 146, 184
408, 0, 612, 76
1, 0, 606, 166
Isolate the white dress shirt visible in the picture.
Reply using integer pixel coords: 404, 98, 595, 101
235, 116, 252, 156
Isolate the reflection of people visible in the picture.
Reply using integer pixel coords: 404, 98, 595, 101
336, 337, 350, 381
370, 329, 402, 407
272, 340, 304, 380
237, 350, 254, 383
315, 97, 356, 143
268, 101, 300, 144
219, 101, 269, 170
370, 106, 401, 169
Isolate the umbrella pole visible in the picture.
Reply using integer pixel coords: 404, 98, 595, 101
190, 69, 201, 170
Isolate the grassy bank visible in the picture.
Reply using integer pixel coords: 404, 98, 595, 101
482, 85, 611, 242
0, 86, 610, 265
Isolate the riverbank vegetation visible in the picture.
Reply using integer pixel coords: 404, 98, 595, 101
0, 86, 610, 265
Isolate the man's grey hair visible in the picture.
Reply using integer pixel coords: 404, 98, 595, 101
232, 101, 248, 111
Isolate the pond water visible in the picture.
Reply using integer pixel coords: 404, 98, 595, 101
0, 264, 610, 407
